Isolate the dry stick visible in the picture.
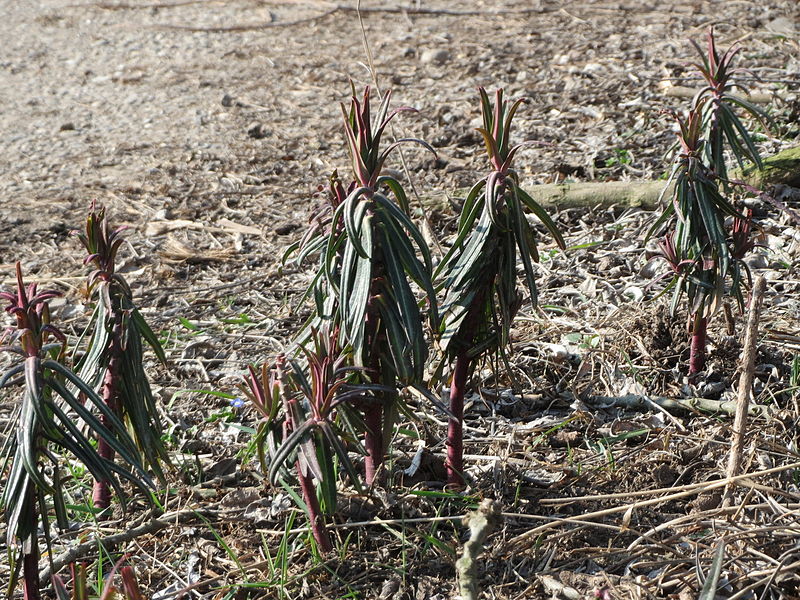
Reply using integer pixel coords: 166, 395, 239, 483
627, 500, 800, 552
68, 0, 217, 8
724, 276, 768, 507
39, 508, 230, 585
541, 473, 800, 506
663, 85, 776, 104
154, 4, 548, 32
415, 145, 800, 212
506, 460, 800, 551
584, 393, 775, 417
456, 499, 502, 600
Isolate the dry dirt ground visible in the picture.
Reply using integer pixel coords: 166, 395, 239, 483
2, 1, 800, 599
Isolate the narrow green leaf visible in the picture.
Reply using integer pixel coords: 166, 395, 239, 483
131, 309, 167, 364
515, 186, 566, 249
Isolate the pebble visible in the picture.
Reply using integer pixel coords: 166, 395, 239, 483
246, 122, 268, 139
420, 48, 450, 65
745, 253, 768, 269
59, 122, 75, 131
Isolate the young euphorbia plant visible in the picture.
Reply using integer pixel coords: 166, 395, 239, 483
647, 30, 766, 378
649, 105, 736, 376
74, 205, 169, 511
291, 86, 439, 485
245, 329, 377, 552
0, 263, 152, 600
436, 88, 565, 486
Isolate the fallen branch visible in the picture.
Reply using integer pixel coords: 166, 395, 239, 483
724, 276, 768, 506
424, 145, 800, 212
584, 393, 776, 418
155, 4, 551, 32
40, 507, 233, 585
662, 84, 778, 104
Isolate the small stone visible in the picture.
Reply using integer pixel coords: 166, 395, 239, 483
246, 122, 268, 139
275, 222, 298, 235
59, 122, 75, 131
221, 93, 234, 107
745, 253, 768, 269
420, 48, 450, 65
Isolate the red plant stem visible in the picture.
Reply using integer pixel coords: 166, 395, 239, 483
21, 488, 41, 600
93, 310, 123, 512
363, 401, 383, 486
296, 463, 333, 553
446, 353, 471, 487
362, 235, 385, 486
689, 314, 708, 378
120, 566, 146, 600
22, 546, 41, 600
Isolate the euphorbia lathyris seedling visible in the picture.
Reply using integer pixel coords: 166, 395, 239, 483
74, 204, 168, 510
290, 86, 439, 485
0, 263, 151, 600
648, 29, 767, 378
436, 88, 564, 486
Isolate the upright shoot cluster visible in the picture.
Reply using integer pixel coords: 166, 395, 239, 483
436, 88, 565, 486
75, 205, 169, 510
0, 263, 152, 600
649, 28, 768, 377
290, 86, 439, 485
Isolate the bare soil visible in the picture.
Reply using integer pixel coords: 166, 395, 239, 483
1, 1, 800, 599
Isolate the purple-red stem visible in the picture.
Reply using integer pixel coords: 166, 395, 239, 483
689, 314, 708, 379
92, 311, 123, 513
362, 239, 385, 487
296, 463, 333, 553
22, 487, 41, 600
363, 402, 384, 486
22, 548, 41, 600
276, 357, 332, 554
446, 353, 471, 487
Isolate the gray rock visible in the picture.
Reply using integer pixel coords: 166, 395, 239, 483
420, 48, 450, 65
745, 253, 768, 269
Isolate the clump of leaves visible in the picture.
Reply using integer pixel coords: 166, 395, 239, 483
73, 204, 168, 511
690, 27, 768, 184
436, 88, 565, 486
0, 263, 152, 600
243, 328, 377, 553
648, 29, 767, 377
289, 86, 439, 485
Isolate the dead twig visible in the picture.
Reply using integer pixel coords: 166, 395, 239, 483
724, 276, 768, 507
154, 4, 550, 32
40, 507, 234, 585
457, 499, 502, 600
584, 393, 775, 417
507, 460, 800, 552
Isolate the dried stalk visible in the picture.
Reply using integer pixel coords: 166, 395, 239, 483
507, 460, 800, 551
583, 393, 775, 417
724, 276, 768, 507
456, 499, 502, 600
